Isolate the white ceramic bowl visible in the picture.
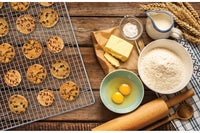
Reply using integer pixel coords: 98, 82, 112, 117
138, 39, 193, 94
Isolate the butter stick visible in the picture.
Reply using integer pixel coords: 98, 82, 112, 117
105, 35, 133, 62
104, 52, 120, 67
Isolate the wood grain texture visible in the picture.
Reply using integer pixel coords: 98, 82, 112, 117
10, 121, 175, 131
67, 2, 200, 17
3, 2, 197, 131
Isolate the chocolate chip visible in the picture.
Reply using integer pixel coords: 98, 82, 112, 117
45, 13, 49, 17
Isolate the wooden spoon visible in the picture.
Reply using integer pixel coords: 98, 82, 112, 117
145, 104, 194, 131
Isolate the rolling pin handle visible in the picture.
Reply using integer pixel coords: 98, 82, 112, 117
166, 89, 194, 108
144, 115, 176, 131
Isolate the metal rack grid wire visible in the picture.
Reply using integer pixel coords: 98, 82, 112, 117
0, 2, 95, 130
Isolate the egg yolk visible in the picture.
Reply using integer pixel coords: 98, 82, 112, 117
112, 92, 124, 104
119, 84, 131, 95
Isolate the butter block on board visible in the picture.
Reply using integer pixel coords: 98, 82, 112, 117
104, 35, 133, 62
104, 52, 120, 67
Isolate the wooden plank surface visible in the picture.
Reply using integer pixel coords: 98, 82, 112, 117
1, 2, 198, 131
10, 121, 176, 131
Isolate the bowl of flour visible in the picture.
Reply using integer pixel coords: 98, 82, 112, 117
138, 39, 193, 94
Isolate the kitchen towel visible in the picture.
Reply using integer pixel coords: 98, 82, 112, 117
158, 37, 200, 131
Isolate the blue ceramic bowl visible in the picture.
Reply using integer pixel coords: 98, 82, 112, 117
100, 69, 144, 114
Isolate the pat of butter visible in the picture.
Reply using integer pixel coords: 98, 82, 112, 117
104, 52, 120, 67
105, 35, 133, 62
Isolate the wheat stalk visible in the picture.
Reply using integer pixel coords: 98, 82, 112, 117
183, 32, 200, 45
183, 2, 200, 24
139, 3, 167, 11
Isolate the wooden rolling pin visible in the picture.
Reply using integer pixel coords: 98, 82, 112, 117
92, 89, 194, 131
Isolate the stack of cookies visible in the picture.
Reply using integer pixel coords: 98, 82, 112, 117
0, 2, 80, 115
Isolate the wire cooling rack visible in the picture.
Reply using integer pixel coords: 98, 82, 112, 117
0, 2, 95, 130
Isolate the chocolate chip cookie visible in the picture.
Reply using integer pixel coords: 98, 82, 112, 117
39, 2, 54, 7
27, 64, 47, 84
46, 36, 64, 53
0, 18, 9, 37
38, 8, 58, 28
9, 94, 28, 114
51, 60, 70, 79
0, 2, 3, 9
4, 70, 21, 87
10, 2, 30, 12
23, 39, 42, 59
16, 14, 35, 34
60, 81, 80, 102
37, 89, 55, 106
0, 43, 15, 63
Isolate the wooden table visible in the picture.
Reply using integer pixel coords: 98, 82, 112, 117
9, 2, 200, 131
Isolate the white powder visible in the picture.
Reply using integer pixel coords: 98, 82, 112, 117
123, 23, 138, 38
140, 48, 185, 90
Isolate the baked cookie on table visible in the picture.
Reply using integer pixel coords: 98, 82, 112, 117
16, 14, 36, 34
37, 89, 55, 106
9, 94, 28, 114
60, 81, 80, 102
0, 18, 9, 37
38, 8, 58, 28
27, 64, 47, 84
0, 2, 3, 9
22, 39, 42, 59
46, 36, 64, 53
51, 60, 70, 79
10, 2, 30, 12
4, 70, 21, 87
39, 2, 54, 7
0, 43, 15, 63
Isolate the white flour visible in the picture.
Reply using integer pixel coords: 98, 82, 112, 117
123, 22, 138, 38
140, 48, 185, 90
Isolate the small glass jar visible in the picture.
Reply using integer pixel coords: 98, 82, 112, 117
119, 15, 143, 54
119, 15, 143, 41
